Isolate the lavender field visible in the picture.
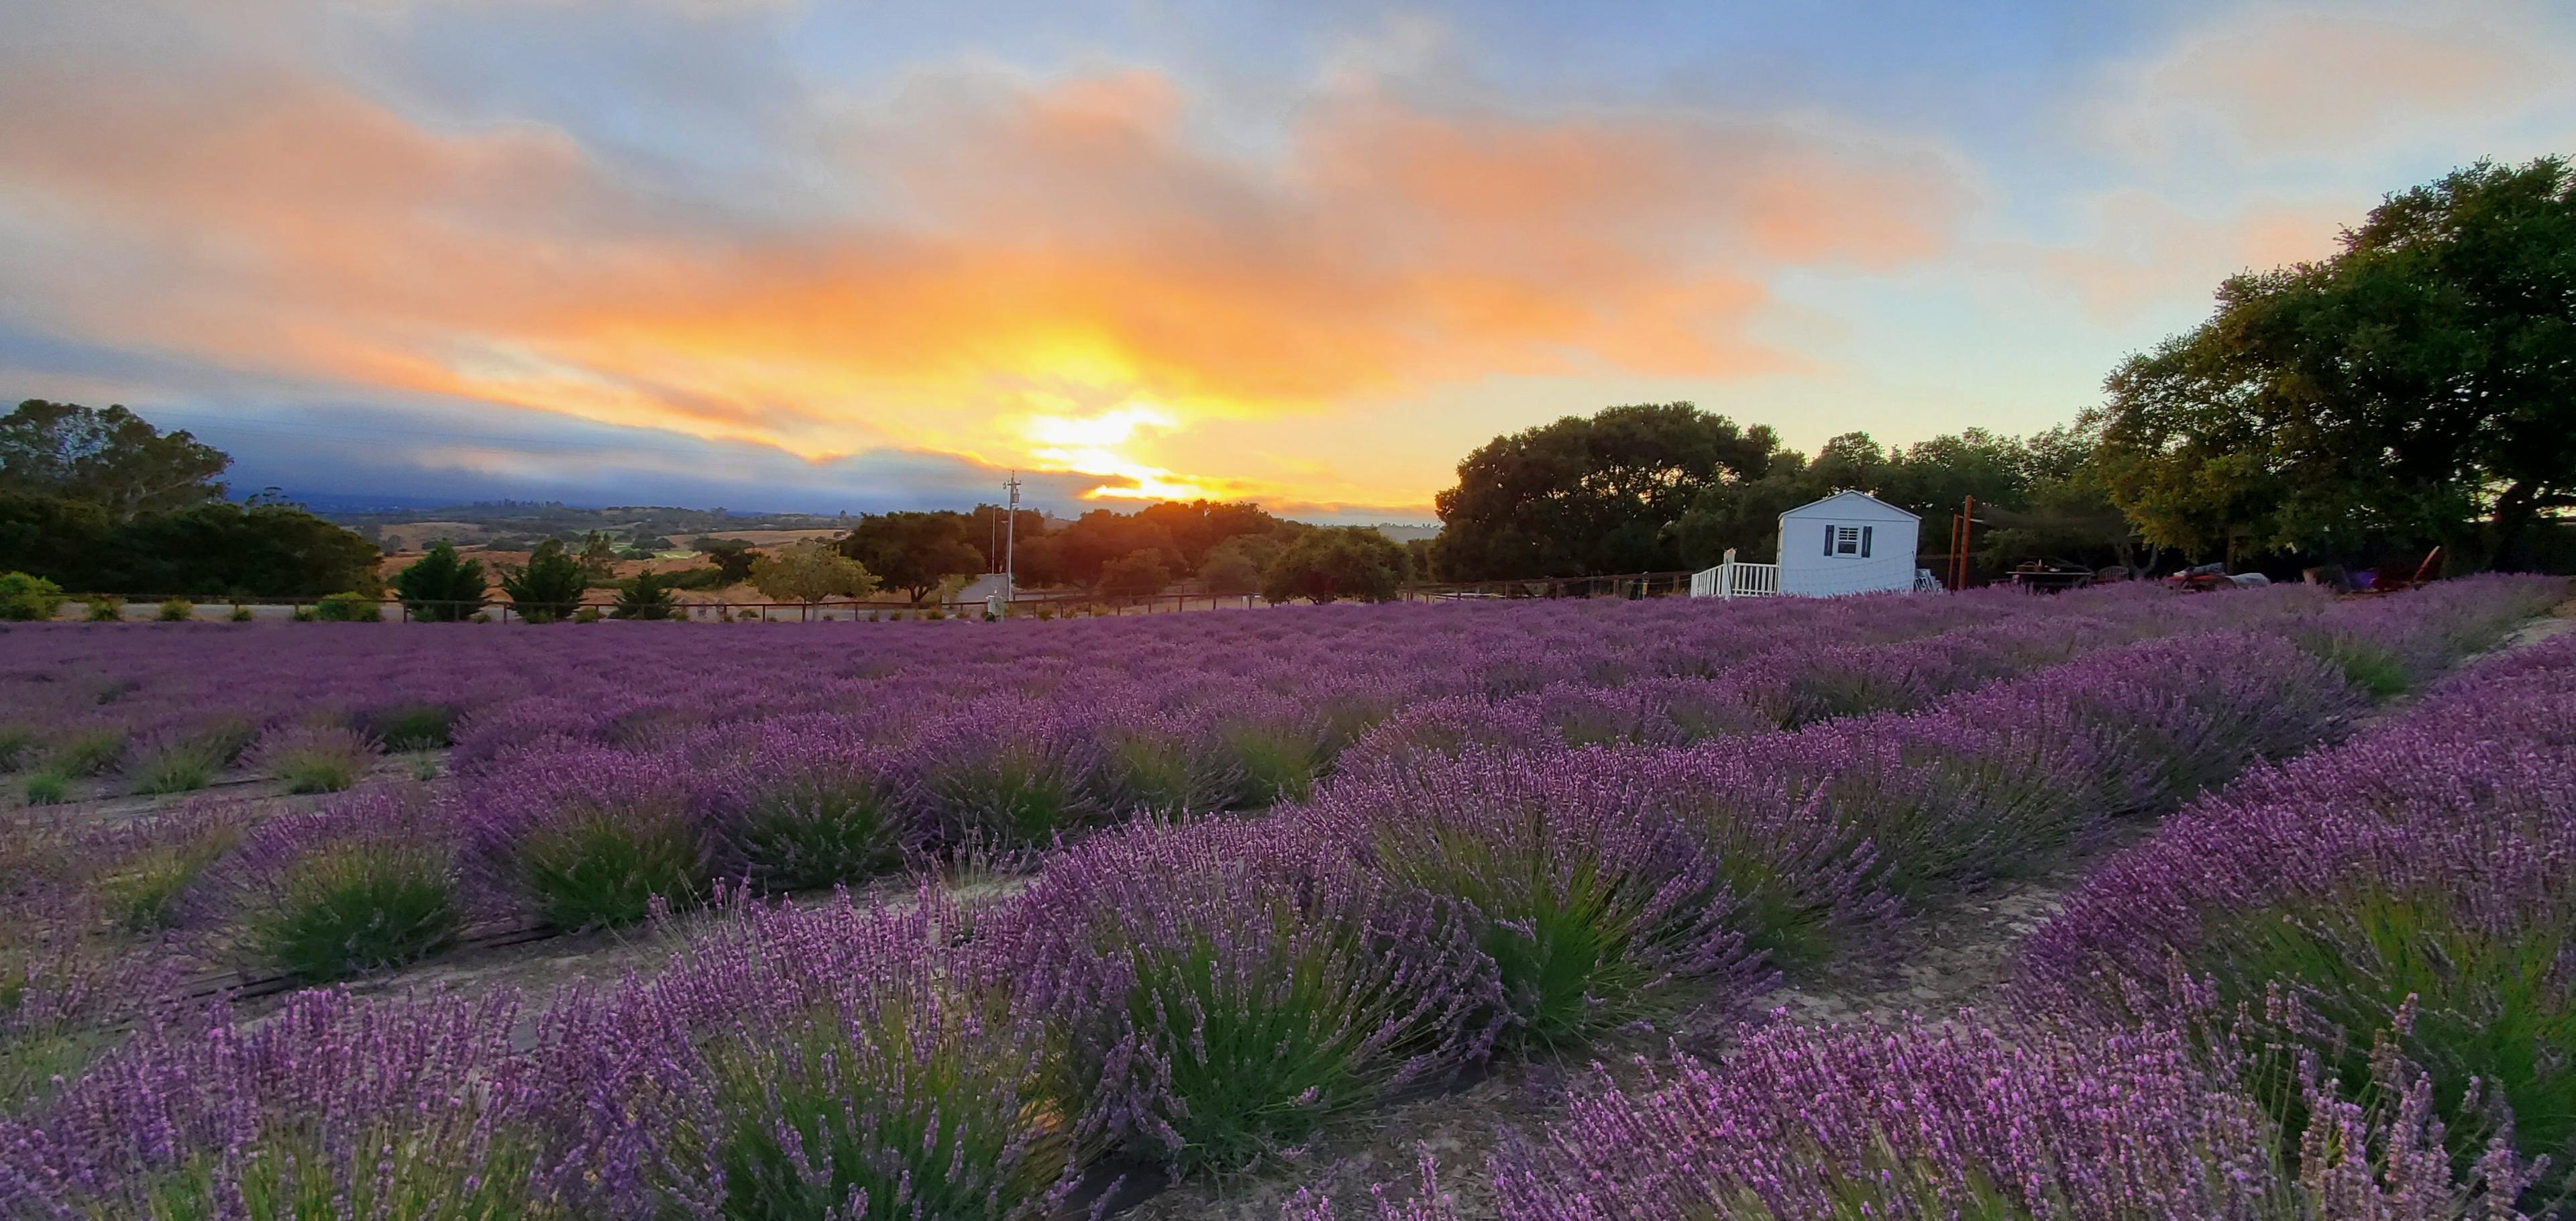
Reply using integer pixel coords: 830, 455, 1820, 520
1, 575, 2568, 1219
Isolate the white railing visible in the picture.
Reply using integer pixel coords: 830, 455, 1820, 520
1690, 549, 1780, 599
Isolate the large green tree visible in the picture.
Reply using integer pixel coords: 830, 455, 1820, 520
839, 511, 985, 602
1433, 403, 1782, 580
1262, 527, 1409, 604
2092, 157, 2576, 566
0, 401, 230, 520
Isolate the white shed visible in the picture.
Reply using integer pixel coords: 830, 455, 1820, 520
1774, 490, 1920, 597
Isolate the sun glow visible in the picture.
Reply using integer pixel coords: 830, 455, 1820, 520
1020, 403, 1232, 501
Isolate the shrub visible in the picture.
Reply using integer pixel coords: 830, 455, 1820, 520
125, 737, 225, 795
93, 808, 246, 933
361, 702, 457, 751
0, 723, 36, 772
498, 538, 586, 622
391, 540, 488, 621
1004, 818, 1493, 1174
0, 572, 66, 621
227, 604, 254, 622
9, 990, 557, 1217
313, 591, 381, 622
48, 726, 128, 777
572, 605, 604, 623
246, 724, 380, 794
1311, 750, 1760, 1047
21, 769, 69, 805
1381, 1018, 2536, 1221
610, 568, 680, 620
243, 839, 460, 980
83, 595, 122, 622
2026, 633, 2576, 1204
645, 894, 1079, 1219
514, 804, 706, 929
906, 702, 1105, 846
154, 598, 193, 622
290, 606, 317, 622
707, 735, 910, 893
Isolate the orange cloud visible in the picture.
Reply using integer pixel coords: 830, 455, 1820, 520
0, 20, 1966, 509
2094, 5, 2565, 160
2021, 191, 2348, 321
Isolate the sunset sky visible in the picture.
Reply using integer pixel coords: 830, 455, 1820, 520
4, 1, 2571, 521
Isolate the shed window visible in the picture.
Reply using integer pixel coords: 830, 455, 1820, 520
1830, 525, 1862, 556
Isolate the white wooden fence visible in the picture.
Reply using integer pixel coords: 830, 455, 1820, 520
1690, 549, 1780, 599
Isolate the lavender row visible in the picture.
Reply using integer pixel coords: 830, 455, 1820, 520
2021, 626, 2576, 1206
0, 581, 2329, 804
1286, 1017, 2540, 1220
14, 583, 2554, 1216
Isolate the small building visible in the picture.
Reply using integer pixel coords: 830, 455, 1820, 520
1774, 490, 1921, 597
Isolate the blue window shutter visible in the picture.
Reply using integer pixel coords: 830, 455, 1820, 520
1823, 523, 1835, 556
1861, 526, 1873, 558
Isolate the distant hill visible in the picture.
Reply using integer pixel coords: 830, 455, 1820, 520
1363, 523, 1442, 543
321, 500, 849, 553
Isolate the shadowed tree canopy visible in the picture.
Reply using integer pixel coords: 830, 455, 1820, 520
2091, 156, 2576, 567
0, 400, 229, 520
1262, 527, 1409, 604
838, 511, 985, 601
1433, 403, 1783, 580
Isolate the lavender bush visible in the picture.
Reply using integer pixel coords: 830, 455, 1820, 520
245, 723, 381, 794
1000, 817, 1497, 1173
0, 990, 555, 1217
223, 790, 465, 980
616, 889, 1080, 1219
1307, 748, 1765, 1045
1289, 1018, 2541, 1220
2025, 629, 2576, 1204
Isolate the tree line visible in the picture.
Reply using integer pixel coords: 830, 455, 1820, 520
1433, 157, 2576, 581
0, 401, 1424, 606
0, 403, 380, 597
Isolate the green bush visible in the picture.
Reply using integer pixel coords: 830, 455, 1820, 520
390, 541, 488, 622
725, 778, 906, 892
98, 820, 244, 933
497, 539, 586, 623
250, 726, 378, 794
21, 770, 68, 806
49, 727, 128, 777
246, 843, 460, 979
155, 598, 194, 622
0, 572, 66, 621
610, 570, 680, 620
290, 606, 318, 622
83, 596, 123, 623
313, 592, 382, 623
362, 703, 457, 751
516, 807, 706, 930
0, 724, 34, 773
127, 739, 225, 796
572, 605, 604, 624
704, 943, 1069, 1218
227, 604, 254, 623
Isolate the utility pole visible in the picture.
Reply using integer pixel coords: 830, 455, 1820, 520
1003, 470, 1022, 599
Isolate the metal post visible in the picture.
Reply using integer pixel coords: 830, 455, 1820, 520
1003, 470, 1021, 601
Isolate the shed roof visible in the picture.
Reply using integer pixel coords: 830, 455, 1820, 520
1777, 488, 1920, 522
